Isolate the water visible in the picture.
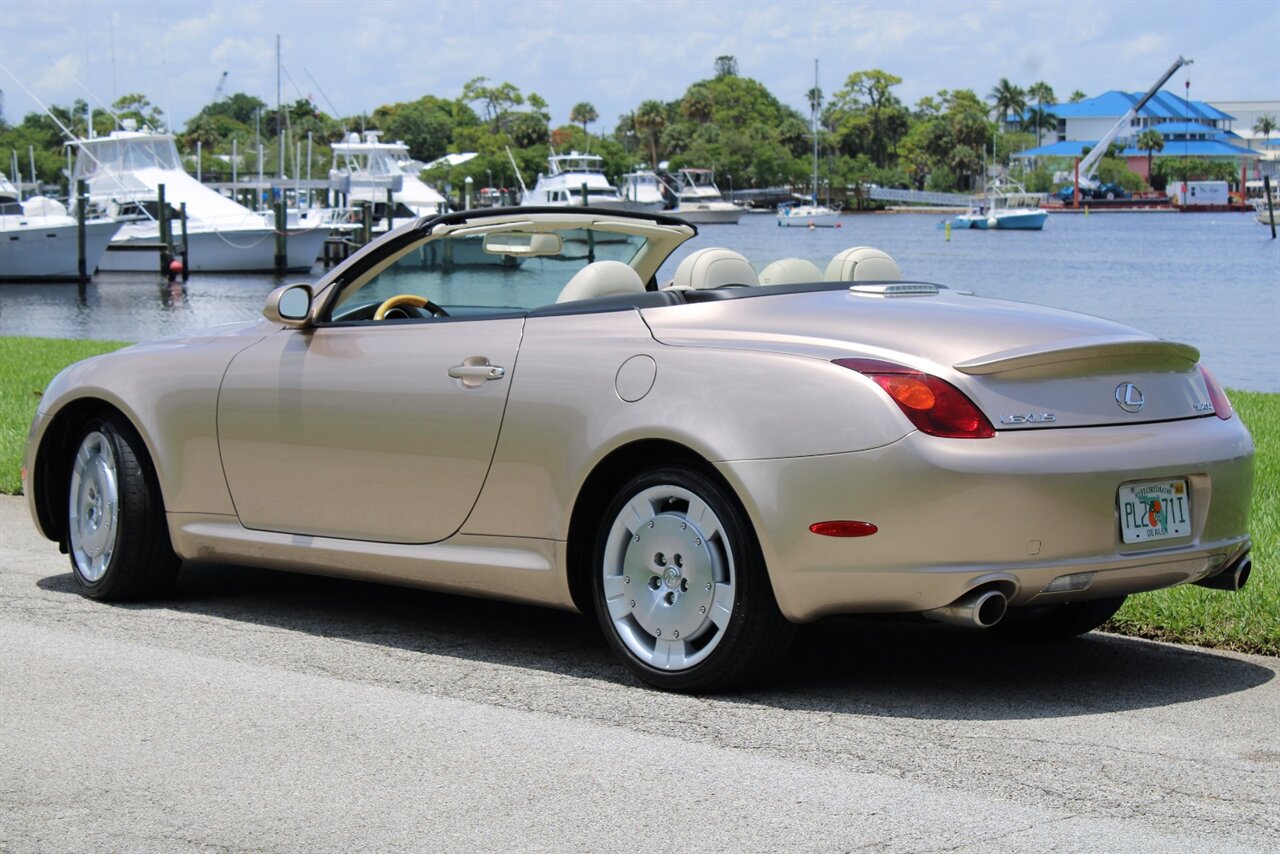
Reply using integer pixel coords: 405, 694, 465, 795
2, 210, 1277, 391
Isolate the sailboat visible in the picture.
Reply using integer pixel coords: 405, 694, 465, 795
778, 59, 841, 228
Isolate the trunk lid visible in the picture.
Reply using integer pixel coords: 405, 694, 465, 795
641, 287, 1216, 429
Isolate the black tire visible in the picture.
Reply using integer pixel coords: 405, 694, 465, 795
1105, 191, 1116, 200
66, 415, 180, 601
993, 595, 1127, 642
590, 464, 794, 692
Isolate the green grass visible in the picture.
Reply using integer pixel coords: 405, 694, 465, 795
0, 336, 130, 494
1, 335, 1276, 655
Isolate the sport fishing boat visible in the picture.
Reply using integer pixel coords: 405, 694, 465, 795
72, 129, 333, 272
617, 169, 669, 213
0, 174, 121, 280
521, 151, 628, 208
670, 168, 743, 224
329, 130, 447, 229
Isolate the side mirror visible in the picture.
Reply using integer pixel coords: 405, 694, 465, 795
264, 284, 313, 328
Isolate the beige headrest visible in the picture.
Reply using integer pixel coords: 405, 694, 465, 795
555, 260, 646, 303
824, 246, 902, 282
758, 258, 823, 285
670, 248, 758, 289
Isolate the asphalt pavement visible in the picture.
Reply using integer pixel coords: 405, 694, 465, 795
2, 494, 1278, 852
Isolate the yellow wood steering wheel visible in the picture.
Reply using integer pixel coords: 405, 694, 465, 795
373, 294, 449, 320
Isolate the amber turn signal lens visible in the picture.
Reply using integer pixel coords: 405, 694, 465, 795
881, 376, 936, 410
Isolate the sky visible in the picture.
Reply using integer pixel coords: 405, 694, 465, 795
1, 0, 1278, 134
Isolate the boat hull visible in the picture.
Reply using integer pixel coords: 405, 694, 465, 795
619, 199, 668, 214
99, 224, 331, 272
777, 209, 840, 228
954, 210, 1048, 230
673, 205, 743, 224
0, 219, 121, 280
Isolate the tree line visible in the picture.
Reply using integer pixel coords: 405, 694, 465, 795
2, 56, 1266, 203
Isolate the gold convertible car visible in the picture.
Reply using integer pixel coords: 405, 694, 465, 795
25, 207, 1255, 691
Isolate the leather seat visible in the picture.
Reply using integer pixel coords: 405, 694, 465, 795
556, 260, 646, 303
758, 258, 823, 285
669, 248, 758, 289
824, 247, 902, 282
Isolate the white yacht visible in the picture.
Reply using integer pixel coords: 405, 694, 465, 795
72, 130, 332, 272
522, 151, 627, 208
0, 173, 121, 280
329, 131, 447, 228
617, 170, 668, 213
670, 168, 742, 224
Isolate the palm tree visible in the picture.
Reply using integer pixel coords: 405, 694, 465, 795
1137, 129, 1165, 180
1027, 81, 1056, 146
1254, 114, 1278, 148
570, 102, 598, 135
634, 100, 667, 169
987, 78, 1027, 131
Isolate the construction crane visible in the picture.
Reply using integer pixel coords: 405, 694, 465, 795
211, 71, 228, 103
1073, 56, 1193, 190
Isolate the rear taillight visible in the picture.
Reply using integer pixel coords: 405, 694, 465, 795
1199, 366, 1234, 420
834, 358, 995, 439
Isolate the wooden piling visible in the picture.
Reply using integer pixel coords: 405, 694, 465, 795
1267, 176, 1276, 240
361, 202, 372, 246
580, 182, 588, 206
274, 200, 287, 276
179, 203, 190, 280
76, 179, 87, 284
158, 184, 171, 276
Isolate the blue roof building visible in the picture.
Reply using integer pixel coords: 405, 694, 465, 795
1036, 90, 1234, 132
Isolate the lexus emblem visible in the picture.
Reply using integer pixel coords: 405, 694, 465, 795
1115, 383, 1145, 413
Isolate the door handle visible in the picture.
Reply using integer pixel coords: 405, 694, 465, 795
448, 357, 506, 388
448, 365, 505, 380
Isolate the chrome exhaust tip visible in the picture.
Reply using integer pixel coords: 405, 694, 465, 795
922, 589, 1008, 629
1196, 554, 1252, 592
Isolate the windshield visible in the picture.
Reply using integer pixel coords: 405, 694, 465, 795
329, 226, 652, 321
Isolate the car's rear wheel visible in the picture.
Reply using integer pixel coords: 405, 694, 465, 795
591, 466, 793, 692
67, 415, 180, 600
993, 595, 1127, 641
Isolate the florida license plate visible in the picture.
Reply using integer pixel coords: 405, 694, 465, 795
1118, 480, 1191, 544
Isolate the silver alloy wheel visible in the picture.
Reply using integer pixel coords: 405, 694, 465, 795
601, 484, 736, 671
68, 430, 120, 583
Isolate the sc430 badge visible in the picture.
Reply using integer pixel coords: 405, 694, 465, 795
999, 413, 1057, 425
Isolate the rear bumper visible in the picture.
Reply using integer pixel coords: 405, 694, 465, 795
717, 416, 1254, 622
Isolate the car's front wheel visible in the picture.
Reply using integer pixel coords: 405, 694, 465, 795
67, 415, 180, 600
993, 596, 1127, 641
591, 466, 793, 692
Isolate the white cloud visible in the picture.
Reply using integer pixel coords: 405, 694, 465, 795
1, 0, 1275, 131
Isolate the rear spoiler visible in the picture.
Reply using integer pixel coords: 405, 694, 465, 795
954, 337, 1200, 376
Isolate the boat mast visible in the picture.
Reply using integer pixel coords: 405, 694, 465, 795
277, 35, 284, 182
811, 59, 819, 204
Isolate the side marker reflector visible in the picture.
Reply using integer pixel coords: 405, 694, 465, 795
809, 521, 878, 537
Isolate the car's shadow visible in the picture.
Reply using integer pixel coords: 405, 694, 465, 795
38, 562, 1274, 720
